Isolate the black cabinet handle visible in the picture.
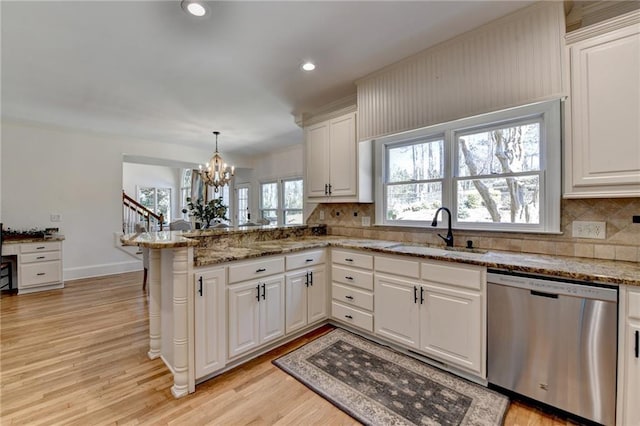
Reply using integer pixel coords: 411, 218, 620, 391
635, 330, 639, 358
36, 256, 46, 260
37, 272, 46, 276
345, 276, 354, 281
198, 276, 203, 296
36, 246, 46, 250
420, 287, 425, 304
305, 272, 309, 287
345, 295, 354, 300
324, 184, 328, 195
328, 184, 332, 195
305, 258, 314, 262
414, 286, 418, 304
345, 315, 353, 319
256, 285, 260, 301
261, 283, 266, 300
309, 271, 313, 286
256, 268, 266, 273
345, 258, 354, 262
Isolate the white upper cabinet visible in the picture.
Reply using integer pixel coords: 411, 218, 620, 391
305, 111, 372, 202
565, 11, 640, 198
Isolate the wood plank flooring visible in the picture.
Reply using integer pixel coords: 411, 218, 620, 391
1, 272, 576, 425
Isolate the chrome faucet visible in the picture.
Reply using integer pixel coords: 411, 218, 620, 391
431, 207, 454, 247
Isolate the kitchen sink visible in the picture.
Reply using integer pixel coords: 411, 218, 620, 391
387, 244, 488, 255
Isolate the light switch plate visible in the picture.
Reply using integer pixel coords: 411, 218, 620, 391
572, 221, 606, 239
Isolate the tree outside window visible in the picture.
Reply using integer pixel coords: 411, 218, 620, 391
138, 187, 171, 224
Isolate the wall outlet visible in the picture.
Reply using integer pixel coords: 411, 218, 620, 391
50, 214, 61, 222
362, 216, 371, 227
319, 210, 325, 220
572, 221, 606, 239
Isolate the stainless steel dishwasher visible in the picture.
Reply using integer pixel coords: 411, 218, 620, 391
487, 270, 618, 425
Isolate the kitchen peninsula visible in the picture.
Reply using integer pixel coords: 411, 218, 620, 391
122, 225, 640, 401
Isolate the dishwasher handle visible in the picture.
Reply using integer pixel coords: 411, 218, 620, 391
531, 290, 558, 299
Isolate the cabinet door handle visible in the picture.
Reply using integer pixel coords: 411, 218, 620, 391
345, 295, 354, 300
635, 330, 639, 358
420, 287, 425, 304
345, 276, 353, 281
345, 315, 353, 319
305, 272, 309, 287
261, 283, 266, 300
256, 285, 261, 301
256, 268, 266, 273
324, 184, 328, 195
309, 271, 313, 286
198, 276, 203, 296
345, 258, 354, 262
36, 256, 46, 259
414, 286, 418, 304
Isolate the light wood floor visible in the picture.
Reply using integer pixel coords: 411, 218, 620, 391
1, 272, 577, 425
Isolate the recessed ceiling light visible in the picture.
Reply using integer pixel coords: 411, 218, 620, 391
301, 62, 316, 71
181, 0, 208, 17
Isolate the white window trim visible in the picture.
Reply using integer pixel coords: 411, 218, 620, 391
259, 177, 304, 226
235, 183, 251, 224
374, 100, 561, 233
137, 185, 172, 224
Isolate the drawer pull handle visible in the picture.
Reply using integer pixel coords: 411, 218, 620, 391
344, 315, 353, 319
305, 259, 314, 262
345, 258, 354, 262
36, 256, 46, 259
36, 246, 46, 250
37, 273, 46, 276
345, 295, 354, 300
256, 268, 266, 273
635, 330, 639, 359
345, 276, 354, 281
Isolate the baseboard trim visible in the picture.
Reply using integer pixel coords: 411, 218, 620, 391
64, 260, 142, 281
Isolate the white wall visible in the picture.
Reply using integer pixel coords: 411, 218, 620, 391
0, 119, 243, 280
122, 163, 182, 221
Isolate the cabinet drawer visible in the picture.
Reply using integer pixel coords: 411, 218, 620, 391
375, 255, 420, 278
21, 242, 61, 254
332, 301, 373, 332
628, 289, 640, 320
20, 261, 62, 287
332, 283, 373, 311
286, 250, 326, 271
21, 251, 61, 264
421, 261, 484, 291
332, 265, 373, 291
332, 249, 373, 269
228, 257, 284, 284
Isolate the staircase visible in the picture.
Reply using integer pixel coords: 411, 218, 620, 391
122, 190, 164, 233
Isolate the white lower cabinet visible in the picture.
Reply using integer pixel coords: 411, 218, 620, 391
194, 268, 226, 379
617, 285, 640, 426
227, 275, 285, 359
285, 266, 327, 334
374, 273, 420, 348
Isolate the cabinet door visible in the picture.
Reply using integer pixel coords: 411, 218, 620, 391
328, 112, 357, 197
228, 281, 260, 358
285, 271, 308, 334
195, 269, 226, 379
568, 24, 640, 195
374, 274, 420, 349
622, 321, 640, 426
305, 122, 330, 198
260, 276, 285, 345
307, 265, 327, 324
420, 283, 482, 375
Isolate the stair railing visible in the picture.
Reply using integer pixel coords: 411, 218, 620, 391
122, 190, 164, 233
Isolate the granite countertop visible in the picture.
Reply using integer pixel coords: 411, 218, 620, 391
121, 231, 200, 249
3, 235, 65, 244
194, 236, 640, 287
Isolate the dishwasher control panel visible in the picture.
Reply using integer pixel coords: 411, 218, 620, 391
487, 271, 617, 301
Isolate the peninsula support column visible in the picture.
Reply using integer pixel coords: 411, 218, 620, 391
171, 246, 189, 398
147, 248, 162, 359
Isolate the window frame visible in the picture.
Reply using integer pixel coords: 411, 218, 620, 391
282, 178, 304, 226
137, 186, 172, 224
374, 100, 561, 233
259, 177, 304, 226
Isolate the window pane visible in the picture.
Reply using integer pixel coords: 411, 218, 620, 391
237, 187, 249, 224
261, 209, 278, 225
284, 210, 303, 225
458, 122, 540, 177
156, 188, 171, 222
283, 179, 303, 209
388, 139, 443, 183
456, 176, 539, 224
386, 182, 442, 221
182, 169, 192, 187
138, 188, 155, 211
261, 183, 278, 209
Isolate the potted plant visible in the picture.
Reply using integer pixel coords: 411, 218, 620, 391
182, 197, 229, 229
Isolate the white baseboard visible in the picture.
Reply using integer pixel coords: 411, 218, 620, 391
64, 260, 142, 281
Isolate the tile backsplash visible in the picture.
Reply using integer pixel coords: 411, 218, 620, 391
307, 198, 640, 262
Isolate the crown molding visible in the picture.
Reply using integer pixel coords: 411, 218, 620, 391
294, 94, 357, 128
566, 9, 639, 44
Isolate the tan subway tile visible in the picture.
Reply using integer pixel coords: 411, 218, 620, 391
574, 243, 594, 258
555, 242, 574, 257
593, 244, 615, 260
615, 246, 638, 262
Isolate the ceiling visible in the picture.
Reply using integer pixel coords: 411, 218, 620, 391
1, 1, 533, 157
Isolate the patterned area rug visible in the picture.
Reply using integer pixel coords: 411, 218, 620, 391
273, 329, 508, 426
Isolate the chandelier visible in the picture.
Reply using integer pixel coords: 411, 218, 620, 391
198, 131, 235, 193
